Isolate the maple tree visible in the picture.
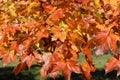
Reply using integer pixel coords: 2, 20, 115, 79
0, 0, 120, 80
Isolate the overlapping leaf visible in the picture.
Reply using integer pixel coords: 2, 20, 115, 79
92, 31, 120, 55
105, 56, 120, 76
1, 0, 120, 80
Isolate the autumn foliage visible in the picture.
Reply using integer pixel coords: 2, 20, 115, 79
0, 0, 120, 80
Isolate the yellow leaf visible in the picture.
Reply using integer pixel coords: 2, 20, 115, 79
8, 4, 17, 17
59, 21, 68, 29
94, 0, 100, 8
20, 16, 27, 22
3, 42, 8, 47
103, 0, 110, 4
110, 0, 118, 6
10, 50, 15, 55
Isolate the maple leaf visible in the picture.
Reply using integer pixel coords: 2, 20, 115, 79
43, 4, 56, 13
92, 31, 120, 55
51, 8, 64, 21
20, 51, 36, 68
46, 8, 64, 25
51, 26, 67, 42
102, 0, 110, 5
4, 26, 21, 35
69, 48, 78, 58
110, 0, 119, 6
40, 52, 81, 80
54, 41, 78, 59
34, 28, 49, 43
74, 0, 89, 5
65, 18, 77, 29
10, 41, 18, 50
40, 52, 52, 77
69, 32, 85, 50
13, 62, 26, 75
94, 0, 100, 8
104, 56, 120, 76
26, 54, 35, 68
22, 37, 33, 51
1, 0, 120, 80
81, 61, 96, 80
49, 53, 81, 80
0, 33, 8, 43
81, 46, 93, 63
1, 53, 11, 66
0, 45, 17, 66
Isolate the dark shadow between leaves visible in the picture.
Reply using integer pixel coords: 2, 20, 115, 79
0, 65, 120, 80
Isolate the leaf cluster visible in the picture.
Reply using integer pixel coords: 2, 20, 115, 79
0, 0, 120, 80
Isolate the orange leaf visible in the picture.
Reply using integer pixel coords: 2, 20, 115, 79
69, 48, 78, 58
43, 4, 56, 13
40, 67, 48, 77
51, 26, 67, 42
40, 52, 52, 77
10, 41, 17, 50
11, 55, 17, 62
26, 54, 35, 68
75, 0, 89, 5
51, 8, 64, 21
82, 61, 96, 80
104, 57, 119, 74
35, 30, 49, 43
23, 37, 32, 51
65, 18, 76, 29
49, 53, 81, 80
93, 31, 120, 55
81, 46, 92, 62
4, 26, 21, 34
13, 62, 26, 75
63, 65, 71, 80
49, 71, 59, 79
67, 59, 81, 74
2, 54, 10, 66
